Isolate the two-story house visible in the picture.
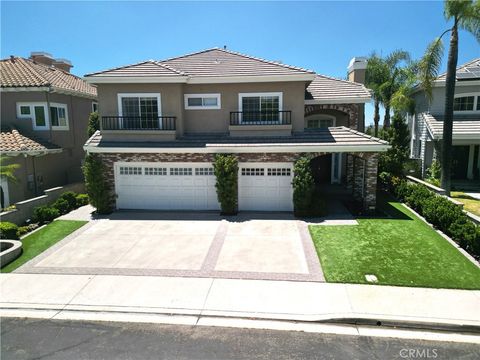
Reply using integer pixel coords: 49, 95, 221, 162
410, 58, 480, 181
0, 52, 97, 207
84, 48, 388, 212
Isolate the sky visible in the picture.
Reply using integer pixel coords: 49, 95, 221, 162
1, 0, 479, 124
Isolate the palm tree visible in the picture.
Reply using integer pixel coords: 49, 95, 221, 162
419, 0, 480, 195
0, 156, 20, 183
366, 54, 388, 137
390, 61, 420, 115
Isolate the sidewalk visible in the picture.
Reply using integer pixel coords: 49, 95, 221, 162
1, 273, 480, 330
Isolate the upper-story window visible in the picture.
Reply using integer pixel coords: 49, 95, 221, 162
17, 102, 49, 131
118, 93, 161, 118
50, 103, 69, 130
453, 94, 480, 113
238, 92, 283, 123
184, 94, 221, 110
305, 114, 336, 129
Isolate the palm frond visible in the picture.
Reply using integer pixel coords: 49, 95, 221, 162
419, 38, 444, 103
458, 1, 480, 42
385, 50, 410, 69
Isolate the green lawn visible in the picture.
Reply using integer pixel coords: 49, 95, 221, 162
451, 191, 480, 217
309, 194, 480, 289
1, 220, 87, 273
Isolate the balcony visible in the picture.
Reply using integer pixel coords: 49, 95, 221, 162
230, 111, 292, 126
101, 116, 176, 131
229, 111, 292, 137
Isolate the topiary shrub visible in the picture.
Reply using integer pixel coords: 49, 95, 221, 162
58, 191, 78, 212
0, 222, 19, 239
52, 198, 70, 215
87, 112, 99, 137
75, 193, 89, 207
213, 154, 238, 215
292, 156, 316, 217
82, 154, 114, 214
33, 205, 60, 224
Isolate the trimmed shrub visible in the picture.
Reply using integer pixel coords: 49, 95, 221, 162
292, 156, 315, 217
87, 112, 99, 137
52, 198, 70, 215
404, 184, 434, 215
82, 154, 114, 214
0, 222, 19, 239
213, 154, 238, 215
75, 193, 89, 207
58, 191, 78, 212
16, 223, 39, 238
33, 205, 60, 224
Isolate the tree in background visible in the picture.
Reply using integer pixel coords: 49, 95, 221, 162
379, 112, 410, 176
419, 0, 480, 195
0, 156, 20, 208
87, 112, 99, 137
365, 54, 389, 137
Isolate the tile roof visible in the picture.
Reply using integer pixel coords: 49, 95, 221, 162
85, 48, 315, 79
0, 129, 62, 155
0, 57, 97, 98
305, 75, 371, 103
85, 127, 389, 152
437, 58, 480, 81
420, 112, 480, 140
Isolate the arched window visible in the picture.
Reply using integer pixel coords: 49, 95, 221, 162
305, 114, 336, 129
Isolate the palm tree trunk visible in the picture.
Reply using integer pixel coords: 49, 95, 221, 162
441, 22, 458, 196
374, 99, 380, 137
384, 104, 391, 129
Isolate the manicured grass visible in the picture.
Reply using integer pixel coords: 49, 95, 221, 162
1, 220, 87, 273
451, 191, 480, 216
309, 194, 480, 289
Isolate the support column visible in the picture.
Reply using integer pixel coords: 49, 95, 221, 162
353, 157, 365, 202
363, 153, 379, 211
346, 154, 354, 192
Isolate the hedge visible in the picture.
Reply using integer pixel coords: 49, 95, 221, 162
386, 177, 480, 258
213, 154, 238, 215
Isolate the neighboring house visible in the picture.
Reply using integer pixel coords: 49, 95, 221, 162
84, 48, 388, 212
410, 58, 480, 180
0, 52, 97, 207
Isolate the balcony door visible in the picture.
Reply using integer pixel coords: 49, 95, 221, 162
239, 92, 283, 124
118, 93, 161, 129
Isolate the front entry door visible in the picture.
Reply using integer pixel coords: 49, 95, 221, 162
451, 146, 469, 180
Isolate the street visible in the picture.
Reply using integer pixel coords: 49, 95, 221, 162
1, 318, 478, 360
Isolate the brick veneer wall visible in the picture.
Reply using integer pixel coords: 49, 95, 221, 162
96, 151, 378, 211
304, 104, 359, 130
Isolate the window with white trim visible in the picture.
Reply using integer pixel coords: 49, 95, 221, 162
239, 92, 283, 122
195, 168, 214, 176
241, 168, 265, 176
184, 94, 221, 110
453, 93, 480, 113
170, 168, 193, 176
144, 167, 167, 176
119, 166, 142, 175
16, 102, 49, 130
305, 114, 336, 129
267, 168, 291, 176
50, 103, 69, 130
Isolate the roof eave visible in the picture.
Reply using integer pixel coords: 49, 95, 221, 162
2, 148, 63, 157
305, 97, 371, 105
83, 76, 188, 84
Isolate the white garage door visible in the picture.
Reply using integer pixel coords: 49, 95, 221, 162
114, 162, 220, 210
238, 162, 293, 211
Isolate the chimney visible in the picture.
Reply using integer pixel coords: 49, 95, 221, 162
30, 52, 54, 66
347, 57, 367, 84
53, 58, 73, 73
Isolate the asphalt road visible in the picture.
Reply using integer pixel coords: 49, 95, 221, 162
1, 318, 478, 360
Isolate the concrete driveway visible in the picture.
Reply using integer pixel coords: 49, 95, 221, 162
17, 212, 324, 282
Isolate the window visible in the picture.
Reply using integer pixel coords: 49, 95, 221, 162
92, 102, 98, 113
117, 93, 161, 129
267, 168, 291, 176
184, 94, 221, 110
119, 166, 142, 175
239, 92, 282, 123
305, 115, 335, 129
195, 168, 214, 176
17, 102, 49, 130
50, 103, 68, 130
241, 168, 264, 176
453, 96, 475, 111
145, 167, 167, 176
477, 96, 480, 111
170, 168, 193, 176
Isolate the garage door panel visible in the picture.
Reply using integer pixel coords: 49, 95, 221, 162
115, 163, 219, 211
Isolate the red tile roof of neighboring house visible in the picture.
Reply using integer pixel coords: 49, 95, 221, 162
0, 57, 97, 98
0, 129, 62, 155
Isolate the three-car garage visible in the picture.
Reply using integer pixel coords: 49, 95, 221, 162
114, 162, 293, 212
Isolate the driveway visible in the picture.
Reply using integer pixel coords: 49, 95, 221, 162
17, 212, 324, 282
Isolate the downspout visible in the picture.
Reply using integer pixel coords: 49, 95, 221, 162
46, 87, 53, 141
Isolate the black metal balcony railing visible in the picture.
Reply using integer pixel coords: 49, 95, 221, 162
230, 111, 292, 126
101, 116, 176, 131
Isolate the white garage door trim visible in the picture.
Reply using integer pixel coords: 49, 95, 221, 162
238, 162, 293, 212
114, 162, 220, 211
